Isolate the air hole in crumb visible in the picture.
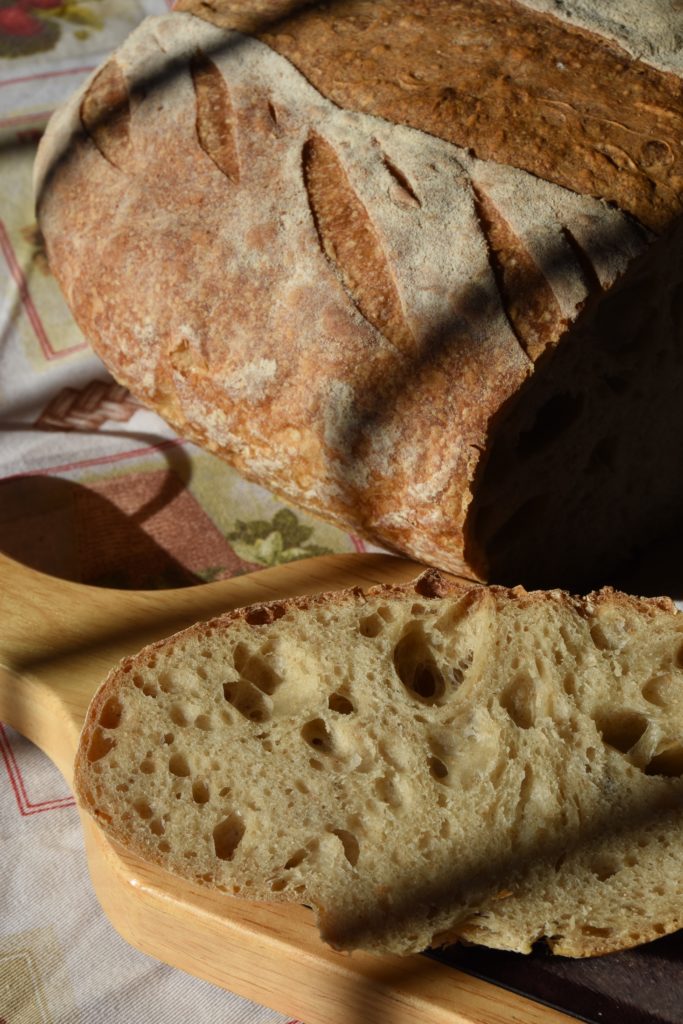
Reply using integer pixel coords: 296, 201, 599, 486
270, 878, 287, 892
359, 613, 384, 638
158, 840, 170, 852
169, 752, 191, 777
170, 705, 189, 727
142, 682, 158, 698
285, 848, 308, 870
192, 779, 210, 804
499, 673, 535, 729
642, 674, 676, 707
374, 774, 401, 807
309, 758, 324, 771
328, 692, 354, 714
158, 673, 174, 693
150, 818, 165, 836
295, 779, 309, 794
429, 756, 449, 782
134, 798, 153, 819
452, 651, 473, 686
213, 812, 245, 860
87, 728, 115, 763
99, 696, 122, 729
139, 758, 155, 774
330, 828, 359, 866
594, 709, 648, 754
590, 855, 619, 881
233, 643, 281, 694
644, 742, 683, 778
164, 733, 174, 744
195, 714, 212, 730
301, 718, 333, 753
393, 625, 445, 704
223, 680, 271, 723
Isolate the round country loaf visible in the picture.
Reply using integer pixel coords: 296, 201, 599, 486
35, 3, 683, 587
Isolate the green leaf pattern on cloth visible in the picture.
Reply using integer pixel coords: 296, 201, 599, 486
228, 508, 335, 567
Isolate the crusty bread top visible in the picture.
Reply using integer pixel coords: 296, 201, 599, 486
75, 571, 683, 957
174, 0, 683, 232
34, 12, 649, 579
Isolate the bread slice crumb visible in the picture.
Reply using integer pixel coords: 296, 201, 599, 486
75, 572, 683, 956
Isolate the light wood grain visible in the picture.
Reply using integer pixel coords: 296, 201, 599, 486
0, 551, 574, 1024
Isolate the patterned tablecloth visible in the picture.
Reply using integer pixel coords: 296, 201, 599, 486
0, 9, 379, 1021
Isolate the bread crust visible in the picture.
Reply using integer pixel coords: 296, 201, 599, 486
36, 10, 664, 582
175, 0, 683, 232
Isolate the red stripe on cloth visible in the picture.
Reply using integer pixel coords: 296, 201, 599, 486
0, 220, 89, 361
350, 534, 366, 553
0, 723, 75, 816
0, 437, 187, 483
0, 110, 51, 129
0, 65, 95, 89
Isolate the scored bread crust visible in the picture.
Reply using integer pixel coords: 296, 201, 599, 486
75, 571, 683, 956
35, 8, 681, 585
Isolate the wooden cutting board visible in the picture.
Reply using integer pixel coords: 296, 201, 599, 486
0, 549, 577, 1024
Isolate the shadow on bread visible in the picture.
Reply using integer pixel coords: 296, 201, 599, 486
32, 1, 683, 598
467, 215, 683, 593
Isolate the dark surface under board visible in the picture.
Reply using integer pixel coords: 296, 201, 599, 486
427, 931, 683, 1024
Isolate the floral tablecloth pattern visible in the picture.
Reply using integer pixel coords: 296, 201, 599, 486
0, 15, 378, 1022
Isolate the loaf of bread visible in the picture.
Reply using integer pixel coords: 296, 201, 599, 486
75, 570, 683, 956
35, 2, 683, 588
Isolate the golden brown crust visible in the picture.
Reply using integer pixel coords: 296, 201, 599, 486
176, 0, 683, 233
36, 10, 662, 583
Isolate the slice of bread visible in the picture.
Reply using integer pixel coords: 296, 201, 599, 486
74, 570, 683, 956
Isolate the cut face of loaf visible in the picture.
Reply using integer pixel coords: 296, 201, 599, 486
75, 571, 683, 957
35, 10, 683, 588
